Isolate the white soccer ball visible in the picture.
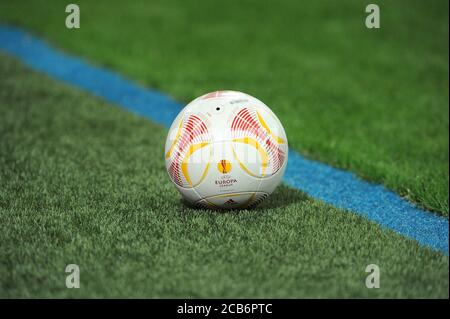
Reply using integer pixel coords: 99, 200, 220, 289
165, 90, 288, 209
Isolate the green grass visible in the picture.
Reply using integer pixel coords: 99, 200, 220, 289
0, 0, 448, 215
0, 54, 448, 298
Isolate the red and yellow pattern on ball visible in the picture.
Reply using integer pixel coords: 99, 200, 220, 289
165, 114, 211, 188
166, 105, 286, 189
231, 107, 286, 177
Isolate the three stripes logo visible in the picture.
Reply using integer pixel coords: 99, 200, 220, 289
224, 198, 236, 206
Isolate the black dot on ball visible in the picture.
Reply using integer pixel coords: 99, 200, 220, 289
216, 107, 220, 111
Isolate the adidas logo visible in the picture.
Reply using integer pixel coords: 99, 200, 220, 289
224, 199, 236, 205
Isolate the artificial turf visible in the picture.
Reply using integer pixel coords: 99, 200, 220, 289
0, 0, 448, 215
0, 54, 448, 298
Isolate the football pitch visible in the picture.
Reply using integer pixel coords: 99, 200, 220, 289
0, 0, 448, 298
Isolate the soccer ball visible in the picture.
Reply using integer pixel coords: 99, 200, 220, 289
165, 90, 288, 209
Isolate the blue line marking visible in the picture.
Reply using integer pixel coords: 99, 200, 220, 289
1, 25, 448, 254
